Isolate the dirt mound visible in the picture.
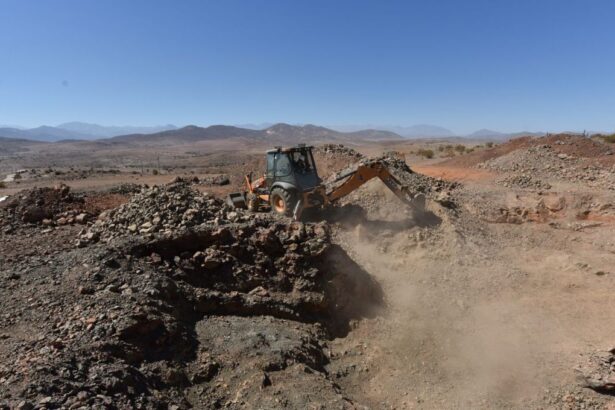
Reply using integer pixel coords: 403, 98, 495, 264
108, 183, 144, 195
540, 134, 614, 160
315, 144, 364, 160
0, 184, 90, 228
378, 156, 459, 201
480, 144, 615, 189
440, 136, 534, 168
580, 348, 615, 396
197, 174, 230, 186
313, 144, 365, 176
0, 181, 382, 408
436, 134, 615, 189
442, 134, 615, 170
80, 180, 238, 244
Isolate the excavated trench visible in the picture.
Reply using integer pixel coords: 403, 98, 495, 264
77, 219, 384, 408
1, 178, 449, 408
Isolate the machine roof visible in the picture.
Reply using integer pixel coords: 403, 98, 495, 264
266, 145, 314, 154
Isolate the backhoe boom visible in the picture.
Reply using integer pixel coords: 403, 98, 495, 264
325, 160, 425, 210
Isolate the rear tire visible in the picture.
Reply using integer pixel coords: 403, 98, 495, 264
269, 188, 295, 217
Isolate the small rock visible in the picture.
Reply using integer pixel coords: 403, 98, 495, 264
16, 401, 33, 410
78, 286, 95, 295
75, 213, 88, 224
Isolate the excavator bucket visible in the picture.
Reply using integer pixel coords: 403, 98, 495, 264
227, 192, 247, 209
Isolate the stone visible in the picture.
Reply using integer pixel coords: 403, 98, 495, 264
203, 257, 222, 269
16, 401, 33, 410
75, 213, 88, 224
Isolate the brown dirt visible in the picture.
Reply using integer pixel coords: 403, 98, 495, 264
413, 164, 495, 182
439, 136, 534, 167
83, 193, 130, 214
441, 134, 615, 169
2, 141, 615, 409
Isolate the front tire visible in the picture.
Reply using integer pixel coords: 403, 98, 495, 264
269, 188, 296, 217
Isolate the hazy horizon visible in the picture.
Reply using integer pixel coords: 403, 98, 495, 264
1, 120, 610, 138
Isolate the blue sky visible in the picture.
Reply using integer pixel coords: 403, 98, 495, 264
1, 0, 614, 134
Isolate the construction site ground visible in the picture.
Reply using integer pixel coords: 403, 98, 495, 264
1, 135, 615, 409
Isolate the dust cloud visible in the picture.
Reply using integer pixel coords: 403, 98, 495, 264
331, 181, 568, 408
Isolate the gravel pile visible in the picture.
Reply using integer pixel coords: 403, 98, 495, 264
80, 180, 246, 244
580, 348, 615, 396
378, 156, 459, 199
479, 144, 615, 190
0, 184, 89, 229
498, 174, 552, 190
315, 144, 364, 160
198, 174, 230, 186
108, 183, 144, 195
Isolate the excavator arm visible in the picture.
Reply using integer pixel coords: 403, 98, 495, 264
324, 160, 425, 211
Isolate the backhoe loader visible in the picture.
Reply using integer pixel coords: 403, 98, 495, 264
227, 144, 425, 220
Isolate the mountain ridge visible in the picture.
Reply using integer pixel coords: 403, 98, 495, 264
107, 123, 403, 145
58, 122, 177, 138
0, 121, 557, 144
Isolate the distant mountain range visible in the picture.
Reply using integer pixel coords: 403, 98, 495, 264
0, 121, 550, 143
0, 122, 178, 142
108, 123, 404, 145
57, 122, 177, 138
387, 124, 456, 138
0, 126, 86, 142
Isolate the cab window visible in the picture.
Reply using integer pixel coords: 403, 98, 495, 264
274, 153, 291, 176
290, 150, 313, 173
266, 153, 275, 177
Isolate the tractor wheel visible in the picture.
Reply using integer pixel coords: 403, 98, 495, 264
269, 188, 295, 217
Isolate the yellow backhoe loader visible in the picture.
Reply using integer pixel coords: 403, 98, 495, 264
227, 144, 425, 219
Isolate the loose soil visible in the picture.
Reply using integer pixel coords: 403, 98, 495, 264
2, 135, 615, 409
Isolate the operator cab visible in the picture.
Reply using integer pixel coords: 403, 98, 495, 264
265, 144, 321, 191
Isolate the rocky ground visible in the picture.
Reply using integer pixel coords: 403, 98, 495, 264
0, 179, 386, 409
475, 136, 615, 191
2, 137, 615, 409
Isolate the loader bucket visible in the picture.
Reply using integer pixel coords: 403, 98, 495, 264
227, 192, 248, 209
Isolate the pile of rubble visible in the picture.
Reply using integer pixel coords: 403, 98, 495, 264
498, 174, 552, 190
580, 348, 615, 395
315, 144, 364, 160
379, 156, 459, 200
0, 184, 90, 229
479, 144, 615, 190
0, 179, 381, 408
197, 174, 230, 186
108, 183, 144, 195
79, 180, 246, 244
